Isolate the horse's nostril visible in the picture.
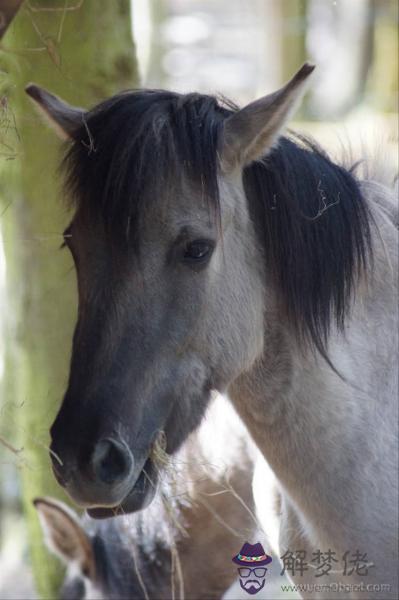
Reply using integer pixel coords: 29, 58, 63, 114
91, 438, 133, 485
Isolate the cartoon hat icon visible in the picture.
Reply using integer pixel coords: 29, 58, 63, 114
232, 542, 272, 566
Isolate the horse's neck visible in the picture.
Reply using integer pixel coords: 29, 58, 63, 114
228, 183, 398, 551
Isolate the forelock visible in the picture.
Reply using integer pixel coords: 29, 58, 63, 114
62, 89, 235, 247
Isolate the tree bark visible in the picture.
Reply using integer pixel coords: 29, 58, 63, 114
2, 1, 138, 597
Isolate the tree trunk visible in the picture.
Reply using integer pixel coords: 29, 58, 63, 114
2, 2, 138, 597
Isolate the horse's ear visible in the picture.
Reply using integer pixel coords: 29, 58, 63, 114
25, 84, 85, 141
33, 497, 95, 578
220, 63, 315, 171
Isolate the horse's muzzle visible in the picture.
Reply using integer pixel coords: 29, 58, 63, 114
49, 435, 144, 510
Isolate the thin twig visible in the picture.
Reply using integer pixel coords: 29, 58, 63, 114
0, 434, 23, 455
27, 0, 84, 12
57, 0, 69, 44
303, 181, 340, 221
0, 200, 12, 217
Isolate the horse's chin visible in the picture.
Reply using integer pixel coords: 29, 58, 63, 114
86, 457, 158, 519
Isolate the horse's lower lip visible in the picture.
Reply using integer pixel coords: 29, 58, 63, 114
86, 458, 157, 519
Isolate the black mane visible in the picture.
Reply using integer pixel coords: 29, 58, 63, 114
63, 89, 372, 358
243, 135, 372, 358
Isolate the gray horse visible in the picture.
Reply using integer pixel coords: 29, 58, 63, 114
27, 63, 398, 598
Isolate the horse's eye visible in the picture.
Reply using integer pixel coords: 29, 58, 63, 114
183, 240, 213, 264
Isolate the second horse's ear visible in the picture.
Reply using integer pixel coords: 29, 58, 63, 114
33, 497, 95, 579
25, 84, 86, 141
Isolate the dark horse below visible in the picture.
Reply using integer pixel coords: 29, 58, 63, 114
27, 63, 398, 599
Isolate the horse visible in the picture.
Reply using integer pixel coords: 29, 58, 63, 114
35, 396, 259, 600
26, 63, 398, 598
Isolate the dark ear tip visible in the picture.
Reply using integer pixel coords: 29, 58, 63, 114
25, 84, 42, 101
299, 62, 316, 77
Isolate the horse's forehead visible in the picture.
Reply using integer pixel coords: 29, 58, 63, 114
139, 181, 219, 234
70, 173, 239, 247
168, 175, 240, 218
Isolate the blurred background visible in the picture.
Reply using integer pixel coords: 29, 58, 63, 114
0, 1, 398, 598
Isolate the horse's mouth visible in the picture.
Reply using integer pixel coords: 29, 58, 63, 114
86, 457, 158, 519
